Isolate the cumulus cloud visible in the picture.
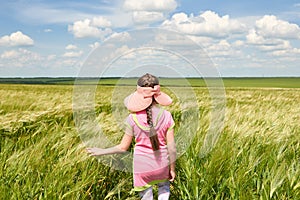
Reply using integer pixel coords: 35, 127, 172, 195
132, 11, 165, 24
1, 50, 20, 59
89, 42, 100, 49
113, 45, 132, 57
260, 40, 291, 51
100, 45, 133, 63
63, 45, 83, 58
246, 29, 291, 51
63, 51, 83, 58
0, 31, 34, 47
110, 31, 131, 41
68, 17, 112, 38
161, 11, 246, 38
246, 29, 265, 45
206, 40, 231, 57
0, 48, 41, 67
88, 32, 131, 50
123, 0, 177, 12
153, 31, 201, 47
65, 44, 78, 50
233, 40, 245, 47
91, 16, 112, 27
246, 16, 299, 52
186, 35, 213, 47
0, 47, 83, 73
271, 48, 300, 57
205, 39, 244, 58
123, 0, 177, 24
255, 15, 300, 39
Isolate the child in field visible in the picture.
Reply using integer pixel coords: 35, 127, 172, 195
87, 73, 176, 199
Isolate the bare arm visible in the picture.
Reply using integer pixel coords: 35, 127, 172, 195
87, 134, 133, 156
166, 128, 176, 181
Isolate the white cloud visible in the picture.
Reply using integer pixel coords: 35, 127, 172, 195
59, 59, 79, 68
161, 11, 247, 38
186, 35, 214, 47
246, 18, 297, 53
153, 31, 199, 47
104, 45, 132, 61
110, 31, 131, 41
47, 54, 57, 60
132, 11, 164, 24
123, 0, 177, 12
0, 31, 34, 47
246, 29, 291, 50
0, 48, 41, 67
2, 2, 299, 77
0, 47, 83, 75
15, 2, 133, 29
68, 18, 112, 38
68, 19, 101, 38
255, 15, 300, 39
214, 40, 231, 50
259, 40, 291, 51
114, 45, 132, 57
270, 47, 300, 57
65, 44, 78, 50
88, 32, 131, 50
205, 39, 243, 58
246, 29, 265, 45
89, 42, 100, 49
123, 0, 177, 25
207, 40, 231, 57
91, 16, 112, 27
16, 2, 116, 24
233, 40, 245, 47
63, 51, 83, 58
1, 50, 20, 59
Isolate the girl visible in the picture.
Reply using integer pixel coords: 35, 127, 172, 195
87, 73, 176, 199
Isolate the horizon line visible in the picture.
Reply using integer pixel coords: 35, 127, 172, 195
1, 76, 300, 79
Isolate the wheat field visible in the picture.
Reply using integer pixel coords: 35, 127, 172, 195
0, 83, 299, 199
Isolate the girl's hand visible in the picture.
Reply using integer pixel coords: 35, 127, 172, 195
169, 170, 176, 182
86, 147, 106, 156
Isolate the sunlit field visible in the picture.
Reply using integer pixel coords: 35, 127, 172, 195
0, 79, 299, 199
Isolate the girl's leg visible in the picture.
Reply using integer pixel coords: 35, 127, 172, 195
157, 181, 170, 200
139, 186, 153, 200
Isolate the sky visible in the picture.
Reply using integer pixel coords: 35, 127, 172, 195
0, 0, 300, 77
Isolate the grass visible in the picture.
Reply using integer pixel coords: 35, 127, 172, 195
1, 77, 300, 88
0, 82, 299, 199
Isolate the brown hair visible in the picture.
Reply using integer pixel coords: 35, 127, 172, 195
137, 73, 160, 151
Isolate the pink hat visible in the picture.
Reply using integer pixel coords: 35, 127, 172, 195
124, 85, 172, 112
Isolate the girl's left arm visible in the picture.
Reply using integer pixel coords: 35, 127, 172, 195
87, 134, 133, 156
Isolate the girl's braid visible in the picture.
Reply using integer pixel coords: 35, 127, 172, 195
137, 73, 160, 151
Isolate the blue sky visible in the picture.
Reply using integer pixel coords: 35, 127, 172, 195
0, 0, 299, 77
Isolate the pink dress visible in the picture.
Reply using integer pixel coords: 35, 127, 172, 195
125, 106, 175, 191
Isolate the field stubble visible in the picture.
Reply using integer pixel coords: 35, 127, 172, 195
0, 84, 299, 199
